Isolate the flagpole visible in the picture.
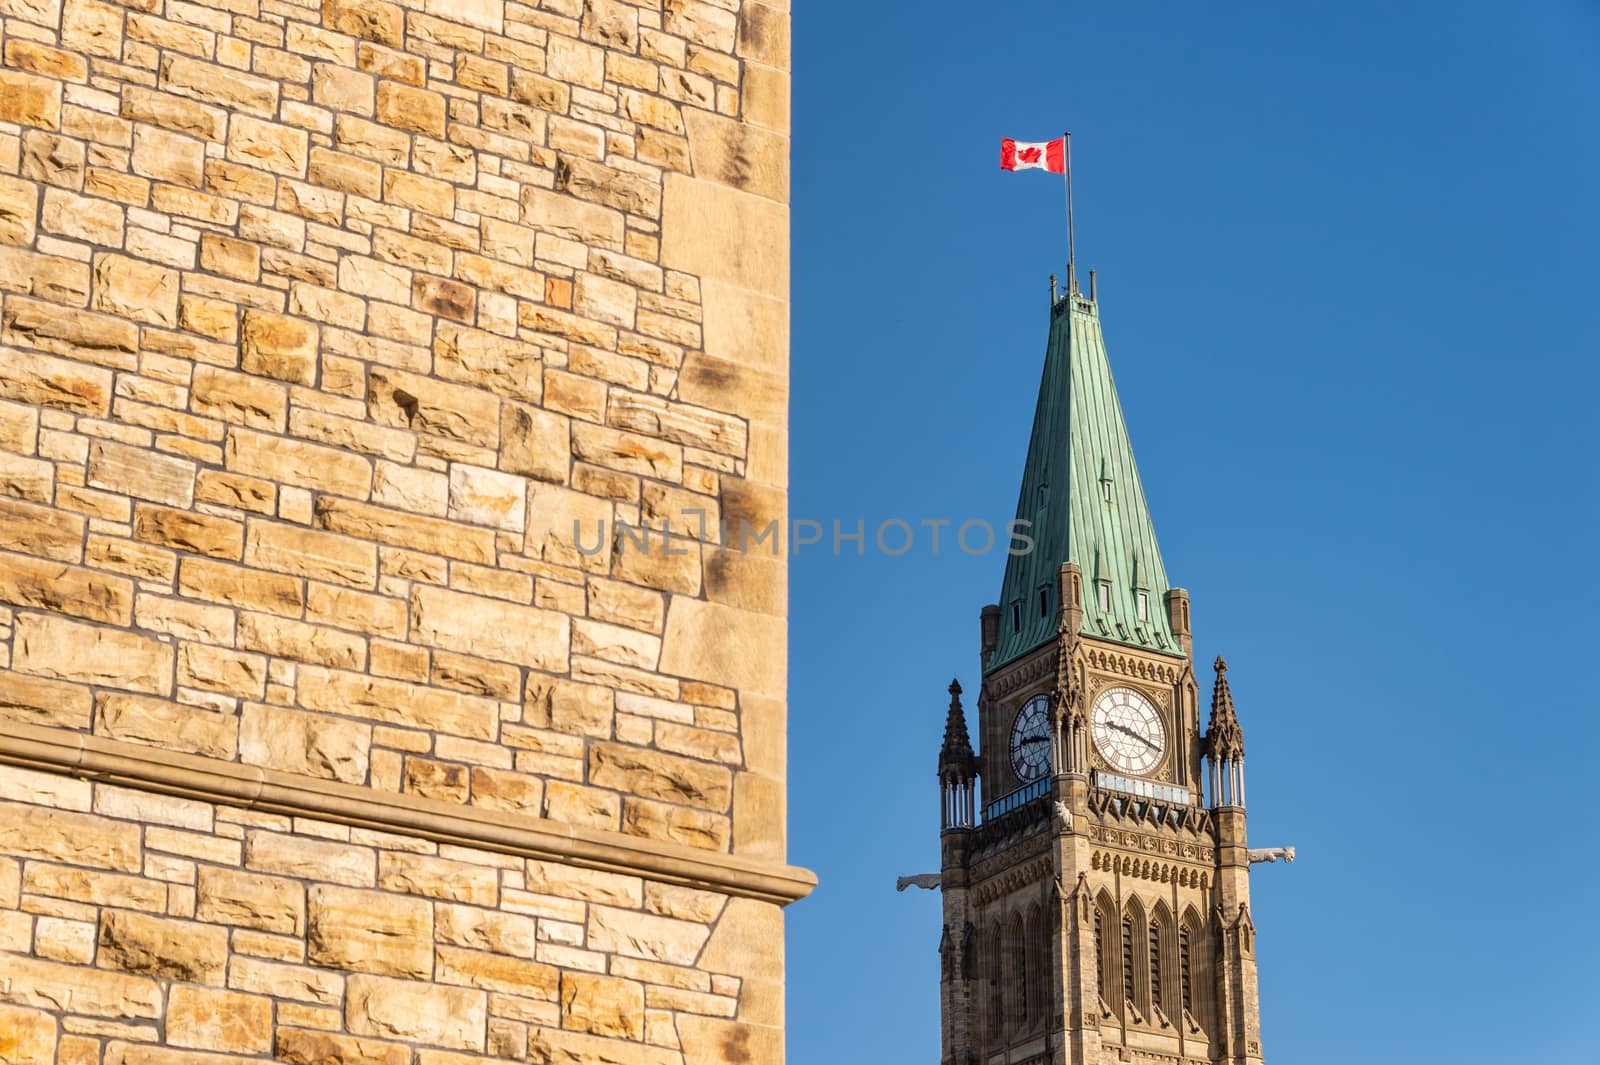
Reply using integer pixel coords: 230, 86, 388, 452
1064, 131, 1075, 294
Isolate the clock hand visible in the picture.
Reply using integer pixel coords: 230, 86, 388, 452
1108, 722, 1159, 752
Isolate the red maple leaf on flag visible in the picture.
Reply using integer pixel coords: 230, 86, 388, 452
1018, 146, 1042, 164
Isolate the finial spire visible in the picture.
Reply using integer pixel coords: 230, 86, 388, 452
1206, 656, 1244, 760
939, 679, 975, 772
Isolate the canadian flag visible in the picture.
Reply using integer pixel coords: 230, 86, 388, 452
1000, 137, 1066, 174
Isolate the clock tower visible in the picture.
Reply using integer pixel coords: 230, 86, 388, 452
933, 278, 1273, 1065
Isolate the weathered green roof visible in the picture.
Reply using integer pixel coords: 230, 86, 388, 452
986, 293, 1183, 672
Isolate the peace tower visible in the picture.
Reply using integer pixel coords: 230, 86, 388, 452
931, 275, 1287, 1065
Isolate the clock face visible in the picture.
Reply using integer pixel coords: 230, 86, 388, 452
1090, 687, 1166, 776
1009, 695, 1053, 783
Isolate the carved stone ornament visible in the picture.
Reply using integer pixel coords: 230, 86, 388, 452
1052, 801, 1073, 832
1247, 846, 1296, 865
895, 873, 942, 891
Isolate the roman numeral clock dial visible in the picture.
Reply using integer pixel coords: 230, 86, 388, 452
1008, 694, 1052, 783
1090, 686, 1166, 775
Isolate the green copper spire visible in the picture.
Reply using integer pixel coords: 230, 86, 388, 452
986, 292, 1182, 672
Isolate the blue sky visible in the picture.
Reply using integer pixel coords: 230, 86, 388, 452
784, 3, 1600, 1062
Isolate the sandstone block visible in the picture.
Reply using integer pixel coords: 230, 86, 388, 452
500, 402, 570, 484
245, 830, 374, 887
0, 668, 90, 725
0, 548, 134, 625
659, 597, 785, 697
0, 69, 62, 128
227, 427, 372, 500
92, 254, 180, 327
587, 905, 710, 966
240, 702, 371, 783
245, 520, 377, 588
196, 866, 305, 936
737, 1, 790, 66
309, 147, 383, 198
179, 557, 304, 616
621, 797, 729, 852
229, 114, 309, 176
308, 884, 433, 978
96, 692, 239, 760
161, 55, 278, 116
0, 954, 161, 1018
229, 956, 345, 1006
425, 0, 501, 32
98, 910, 229, 984
0, 175, 39, 245
683, 108, 788, 203
413, 274, 474, 321
524, 482, 612, 572
435, 324, 542, 404
434, 945, 559, 998
133, 505, 244, 560
377, 81, 446, 135
200, 234, 261, 280
41, 187, 124, 245
297, 665, 500, 740
178, 643, 267, 698
466, 765, 543, 815
192, 367, 288, 433
166, 986, 272, 1053
434, 903, 537, 956
122, 86, 226, 141
346, 975, 486, 1051
377, 851, 498, 906
0, 497, 82, 561
241, 311, 319, 386
324, 0, 404, 45
0, 1003, 57, 1063
22, 863, 166, 912
0, 349, 113, 415
88, 440, 195, 506
369, 367, 499, 447
661, 173, 787, 298
316, 498, 497, 564
237, 611, 368, 669
132, 126, 204, 187
403, 757, 469, 803
561, 973, 644, 1040
448, 464, 526, 532
13, 613, 174, 695
276, 1029, 411, 1065
411, 585, 569, 672
542, 779, 620, 830
678, 1016, 782, 1065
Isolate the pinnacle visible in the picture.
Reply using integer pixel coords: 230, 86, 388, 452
939, 679, 975, 773
1206, 655, 1244, 760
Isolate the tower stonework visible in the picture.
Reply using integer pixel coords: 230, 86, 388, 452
0, 0, 810, 1061
936, 287, 1270, 1065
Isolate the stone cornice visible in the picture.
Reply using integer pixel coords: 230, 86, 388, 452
0, 722, 817, 906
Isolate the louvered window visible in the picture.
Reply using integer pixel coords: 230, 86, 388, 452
1149, 923, 1162, 1012
1121, 918, 1135, 1008
1094, 912, 1105, 996
1179, 927, 1194, 1014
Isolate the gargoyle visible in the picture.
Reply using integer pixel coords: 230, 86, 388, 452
896, 873, 942, 892
1247, 846, 1296, 864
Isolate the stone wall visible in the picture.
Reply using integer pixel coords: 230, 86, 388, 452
0, 0, 805, 1057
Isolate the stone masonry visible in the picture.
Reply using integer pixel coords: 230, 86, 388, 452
0, 0, 809, 1059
